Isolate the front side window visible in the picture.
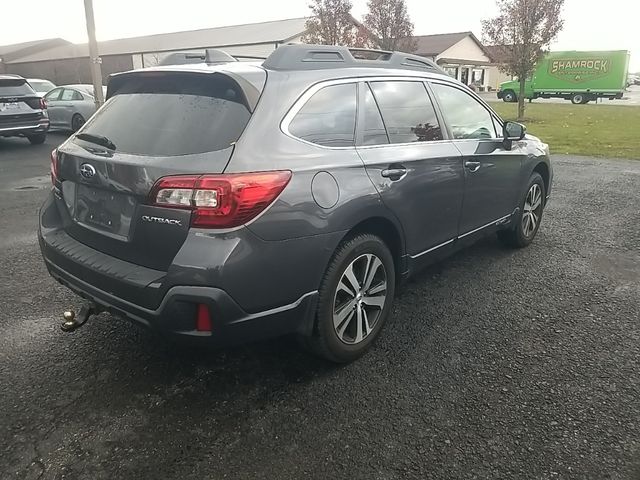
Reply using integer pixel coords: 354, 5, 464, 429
369, 81, 443, 144
45, 88, 62, 102
288, 83, 357, 147
431, 83, 496, 140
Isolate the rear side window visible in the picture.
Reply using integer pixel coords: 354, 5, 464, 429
0, 78, 34, 96
61, 89, 83, 101
80, 73, 252, 156
369, 81, 443, 144
288, 83, 357, 147
430, 83, 497, 139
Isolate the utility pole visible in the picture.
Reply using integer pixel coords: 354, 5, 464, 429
83, 0, 104, 108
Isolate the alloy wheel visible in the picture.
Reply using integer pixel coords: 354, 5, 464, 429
522, 183, 543, 238
333, 253, 387, 345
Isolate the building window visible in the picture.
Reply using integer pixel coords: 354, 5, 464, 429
444, 66, 459, 80
472, 68, 486, 85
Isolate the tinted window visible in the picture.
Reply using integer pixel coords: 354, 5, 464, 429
61, 89, 83, 101
45, 88, 62, 101
370, 81, 443, 144
288, 83, 356, 147
431, 83, 496, 139
79, 73, 252, 156
361, 84, 389, 146
0, 78, 34, 96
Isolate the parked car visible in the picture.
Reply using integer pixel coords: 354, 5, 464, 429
27, 78, 56, 97
44, 84, 106, 131
39, 45, 552, 363
0, 74, 49, 144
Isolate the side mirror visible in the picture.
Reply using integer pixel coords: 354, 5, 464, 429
502, 121, 526, 150
503, 121, 526, 141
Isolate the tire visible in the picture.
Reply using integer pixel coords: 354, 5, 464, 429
27, 134, 46, 145
571, 93, 586, 105
498, 172, 546, 249
71, 114, 85, 132
302, 234, 396, 363
503, 90, 517, 103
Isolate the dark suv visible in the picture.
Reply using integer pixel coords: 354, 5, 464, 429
39, 45, 552, 362
0, 74, 49, 144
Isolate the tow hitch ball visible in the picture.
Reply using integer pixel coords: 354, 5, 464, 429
61, 303, 99, 332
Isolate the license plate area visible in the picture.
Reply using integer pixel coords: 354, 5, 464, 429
0, 102, 20, 112
74, 184, 136, 240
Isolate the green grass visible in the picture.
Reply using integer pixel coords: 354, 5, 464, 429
491, 103, 640, 159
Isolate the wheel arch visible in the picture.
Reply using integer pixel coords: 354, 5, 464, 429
532, 162, 550, 198
339, 216, 407, 281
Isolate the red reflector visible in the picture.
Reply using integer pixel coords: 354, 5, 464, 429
196, 304, 212, 332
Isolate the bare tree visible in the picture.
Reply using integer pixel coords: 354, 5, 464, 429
303, 0, 369, 47
482, 0, 565, 120
363, 0, 416, 52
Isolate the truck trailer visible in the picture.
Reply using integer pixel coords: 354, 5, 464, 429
498, 50, 630, 104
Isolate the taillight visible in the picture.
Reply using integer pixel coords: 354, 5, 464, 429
40, 98, 47, 110
149, 171, 292, 228
50, 149, 58, 185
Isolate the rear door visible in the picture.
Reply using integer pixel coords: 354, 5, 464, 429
58, 88, 84, 128
355, 80, 464, 259
53, 70, 264, 271
429, 82, 525, 240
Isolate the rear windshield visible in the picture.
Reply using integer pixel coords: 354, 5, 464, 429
0, 79, 35, 96
80, 73, 252, 156
28, 80, 55, 92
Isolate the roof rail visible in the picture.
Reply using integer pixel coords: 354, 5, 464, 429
262, 44, 444, 73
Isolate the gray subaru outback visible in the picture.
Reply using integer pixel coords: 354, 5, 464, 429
39, 44, 552, 363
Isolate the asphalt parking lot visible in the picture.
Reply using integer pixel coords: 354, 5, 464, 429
1, 134, 639, 480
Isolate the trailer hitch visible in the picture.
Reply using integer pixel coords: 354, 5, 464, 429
61, 303, 100, 332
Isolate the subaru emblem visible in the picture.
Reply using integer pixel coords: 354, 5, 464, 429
79, 163, 96, 179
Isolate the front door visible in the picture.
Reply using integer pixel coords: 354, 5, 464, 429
44, 88, 63, 126
429, 82, 525, 240
356, 80, 464, 259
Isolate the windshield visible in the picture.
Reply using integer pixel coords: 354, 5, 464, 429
79, 73, 252, 156
28, 80, 55, 92
0, 79, 35, 96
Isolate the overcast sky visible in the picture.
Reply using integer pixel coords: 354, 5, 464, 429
1, 0, 638, 70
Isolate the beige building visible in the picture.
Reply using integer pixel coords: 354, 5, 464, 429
412, 32, 494, 91
484, 45, 514, 91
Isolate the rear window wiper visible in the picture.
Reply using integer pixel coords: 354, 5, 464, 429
75, 133, 116, 151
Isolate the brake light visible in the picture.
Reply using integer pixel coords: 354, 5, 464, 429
149, 171, 292, 228
50, 149, 58, 185
40, 98, 47, 109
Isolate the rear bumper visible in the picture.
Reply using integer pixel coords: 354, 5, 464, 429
0, 121, 49, 136
43, 252, 317, 346
38, 192, 331, 347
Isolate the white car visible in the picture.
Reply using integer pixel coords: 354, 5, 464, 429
27, 78, 57, 97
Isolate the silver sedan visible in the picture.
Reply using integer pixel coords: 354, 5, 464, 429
44, 84, 106, 132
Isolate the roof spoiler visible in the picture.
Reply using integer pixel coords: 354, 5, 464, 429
157, 49, 267, 66
262, 44, 444, 73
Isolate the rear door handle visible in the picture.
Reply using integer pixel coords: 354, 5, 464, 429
381, 167, 407, 180
465, 161, 481, 173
